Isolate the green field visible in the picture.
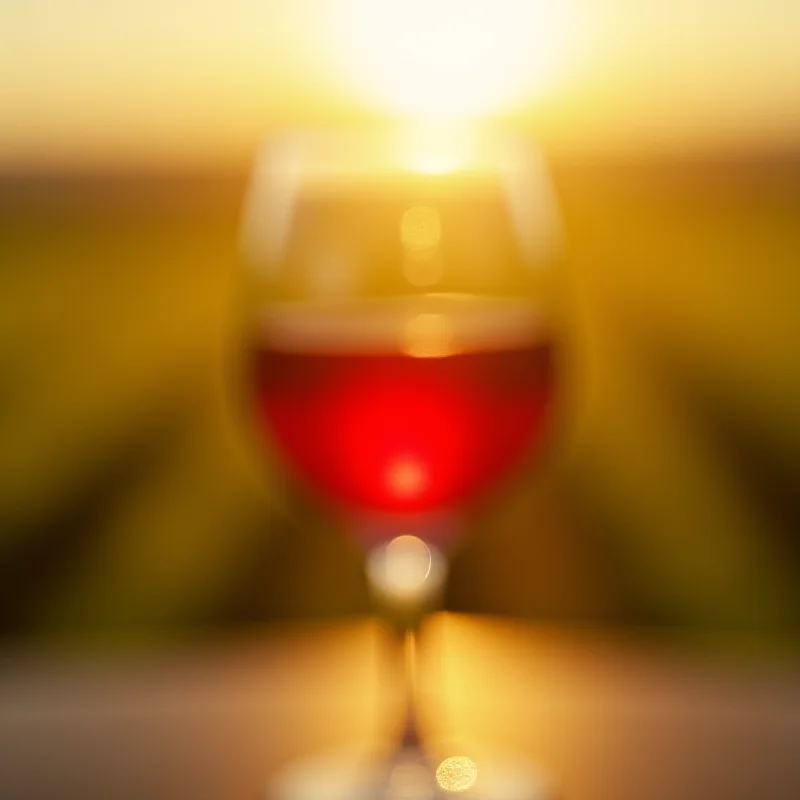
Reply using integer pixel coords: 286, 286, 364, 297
1, 154, 799, 649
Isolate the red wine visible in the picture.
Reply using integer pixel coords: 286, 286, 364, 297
252, 298, 554, 514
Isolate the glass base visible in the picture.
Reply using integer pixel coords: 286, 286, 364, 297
269, 744, 554, 800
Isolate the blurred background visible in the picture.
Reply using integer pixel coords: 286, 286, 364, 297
1, 0, 800, 651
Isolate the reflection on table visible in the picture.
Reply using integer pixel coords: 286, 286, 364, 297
1, 614, 799, 800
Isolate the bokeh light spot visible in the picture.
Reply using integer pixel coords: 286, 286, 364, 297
403, 250, 443, 287
366, 535, 446, 606
436, 756, 478, 793
401, 205, 441, 253
387, 456, 427, 498
404, 313, 453, 358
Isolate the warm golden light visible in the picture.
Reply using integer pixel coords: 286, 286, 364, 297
332, 0, 568, 120
436, 756, 479, 793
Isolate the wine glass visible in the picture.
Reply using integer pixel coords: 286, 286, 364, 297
240, 125, 563, 798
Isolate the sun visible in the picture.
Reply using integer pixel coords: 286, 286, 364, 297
331, 0, 569, 121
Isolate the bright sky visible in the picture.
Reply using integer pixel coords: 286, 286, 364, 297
2, 0, 800, 167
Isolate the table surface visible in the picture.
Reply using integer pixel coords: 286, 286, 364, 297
1, 615, 799, 800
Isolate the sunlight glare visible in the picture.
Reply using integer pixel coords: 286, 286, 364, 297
399, 123, 476, 174
333, 0, 568, 120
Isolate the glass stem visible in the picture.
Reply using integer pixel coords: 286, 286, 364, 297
400, 626, 422, 748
